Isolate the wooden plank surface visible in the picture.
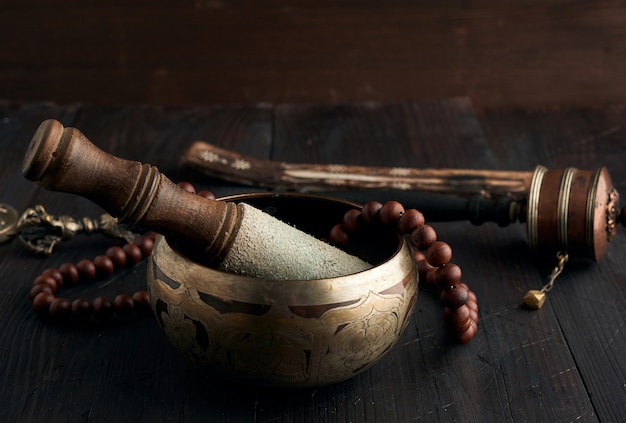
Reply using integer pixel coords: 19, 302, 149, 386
1, 1, 626, 108
0, 100, 624, 422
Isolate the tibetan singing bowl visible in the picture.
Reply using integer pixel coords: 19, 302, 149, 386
147, 192, 418, 388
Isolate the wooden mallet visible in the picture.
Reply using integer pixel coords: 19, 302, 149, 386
22, 120, 373, 280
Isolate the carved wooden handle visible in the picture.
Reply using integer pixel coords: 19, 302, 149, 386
22, 119, 241, 266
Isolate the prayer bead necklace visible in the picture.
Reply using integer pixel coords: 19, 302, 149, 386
328, 200, 479, 344
29, 182, 479, 343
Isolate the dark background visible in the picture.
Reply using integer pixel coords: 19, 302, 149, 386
1, 2, 625, 422
2, 0, 625, 108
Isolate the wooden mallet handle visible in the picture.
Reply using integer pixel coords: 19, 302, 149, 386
22, 119, 241, 266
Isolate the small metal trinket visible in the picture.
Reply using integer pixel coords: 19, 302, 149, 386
0, 203, 139, 255
523, 251, 568, 310
523, 289, 546, 309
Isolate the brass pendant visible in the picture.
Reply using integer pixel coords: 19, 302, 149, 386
523, 251, 568, 310
523, 289, 546, 309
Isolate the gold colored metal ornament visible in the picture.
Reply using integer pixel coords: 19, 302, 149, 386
523, 290, 546, 310
524, 251, 568, 310
17, 205, 139, 255
0, 204, 139, 255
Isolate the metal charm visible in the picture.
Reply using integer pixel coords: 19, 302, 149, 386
17, 205, 138, 255
524, 251, 569, 310
1, 204, 139, 255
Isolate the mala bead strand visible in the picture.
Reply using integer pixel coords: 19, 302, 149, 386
30, 231, 158, 322
329, 200, 479, 344
30, 181, 214, 324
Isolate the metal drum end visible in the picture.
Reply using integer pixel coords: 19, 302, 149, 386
526, 165, 619, 261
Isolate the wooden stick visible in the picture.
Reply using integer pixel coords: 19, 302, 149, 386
183, 141, 534, 200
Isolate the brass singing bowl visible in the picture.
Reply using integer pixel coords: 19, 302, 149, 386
147, 192, 418, 388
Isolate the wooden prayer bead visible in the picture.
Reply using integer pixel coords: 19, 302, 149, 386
76, 259, 97, 281
443, 304, 471, 328
105, 246, 127, 267
177, 181, 196, 194
457, 321, 478, 344
410, 224, 437, 250
34, 275, 57, 293
136, 236, 155, 258
329, 224, 350, 246
30, 284, 53, 300
398, 209, 425, 234
440, 284, 469, 309
197, 190, 216, 199
49, 297, 71, 321
42, 268, 64, 287
456, 282, 469, 291
59, 263, 79, 285
379, 201, 405, 226
93, 296, 114, 321
435, 263, 462, 288
113, 294, 134, 318
425, 241, 452, 267
123, 243, 142, 264
94, 255, 115, 276
132, 291, 151, 314
342, 209, 362, 234
360, 201, 383, 225
32, 292, 54, 314
452, 312, 473, 332
71, 298, 92, 322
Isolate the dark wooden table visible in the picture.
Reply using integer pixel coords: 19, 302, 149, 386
0, 99, 624, 422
